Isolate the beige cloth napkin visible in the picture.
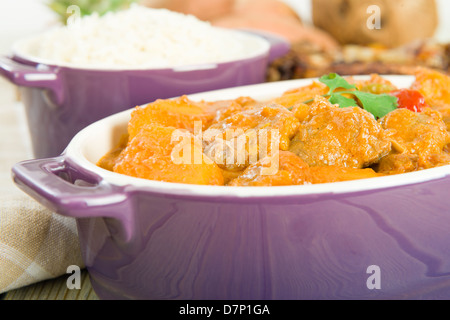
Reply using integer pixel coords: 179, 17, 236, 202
0, 79, 84, 294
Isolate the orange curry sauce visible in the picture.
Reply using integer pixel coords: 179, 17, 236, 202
98, 68, 450, 186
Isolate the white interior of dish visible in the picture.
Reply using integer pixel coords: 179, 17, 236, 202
12, 29, 270, 71
66, 76, 450, 197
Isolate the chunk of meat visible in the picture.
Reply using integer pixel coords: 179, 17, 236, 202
204, 104, 300, 171
379, 108, 449, 155
289, 96, 392, 168
377, 107, 450, 173
203, 96, 260, 124
377, 152, 450, 174
376, 153, 420, 173
228, 151, 311, 186
113, 124, 224, 185
221, 168, 244, 185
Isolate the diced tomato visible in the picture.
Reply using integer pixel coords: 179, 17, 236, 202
389, 89, 429, 112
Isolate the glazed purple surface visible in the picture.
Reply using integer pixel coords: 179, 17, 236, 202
0, 31, 289, 159
12, 156, 450, 300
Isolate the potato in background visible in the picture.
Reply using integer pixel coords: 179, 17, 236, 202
312, 0, 438, 48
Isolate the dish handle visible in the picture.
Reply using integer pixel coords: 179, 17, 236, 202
0, 56, 64, 105
11, 156, 135, 240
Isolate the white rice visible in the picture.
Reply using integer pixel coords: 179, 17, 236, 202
22, 5, 262, 69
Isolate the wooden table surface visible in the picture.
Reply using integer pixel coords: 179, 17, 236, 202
1, 269, 99, 300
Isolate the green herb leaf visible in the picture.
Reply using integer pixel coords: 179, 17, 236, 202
313, 73, 399, 118
352, 91, 398, 119
319, 73, 356, 95
329, 94, 358, 108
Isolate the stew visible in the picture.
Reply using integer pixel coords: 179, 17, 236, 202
97, 67, 450, 186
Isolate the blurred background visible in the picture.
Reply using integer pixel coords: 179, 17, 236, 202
0, 0, 449, 81
1, 0, 449, 54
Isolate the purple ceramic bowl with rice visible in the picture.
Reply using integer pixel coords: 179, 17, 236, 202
11, 77, 450, 300
0, 7, 289, 159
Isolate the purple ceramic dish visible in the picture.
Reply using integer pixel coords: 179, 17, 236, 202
0, 29, 289, 159
11, 77, 450, 300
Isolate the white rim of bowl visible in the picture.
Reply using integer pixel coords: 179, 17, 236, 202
66, 76, 450, 198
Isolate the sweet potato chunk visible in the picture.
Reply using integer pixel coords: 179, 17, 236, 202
128, 95, 214, 139
129, 95, 261, 139
411, 68, 450, 107
309, 166, 382, 184
289, 96, 392, 168
113, 124, 224, 185
228, 151, 311, 186
270, 81, 328, 108
411, 68, 450, 130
